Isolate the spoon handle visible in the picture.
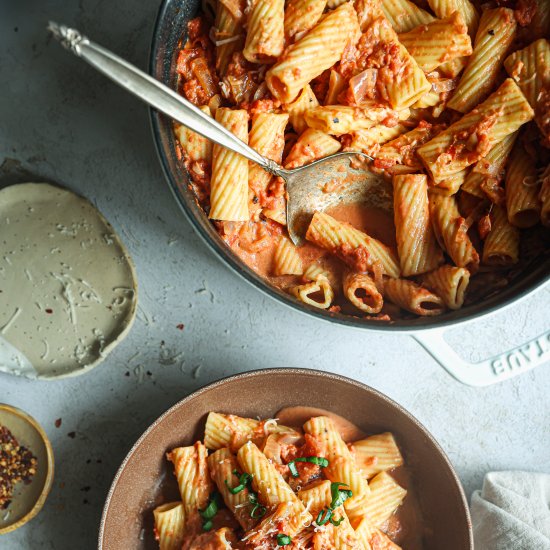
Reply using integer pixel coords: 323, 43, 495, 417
48, 22, 282, 175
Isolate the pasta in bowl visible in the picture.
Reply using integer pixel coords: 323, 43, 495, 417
155, 411, 413, 549
99, 369, 472, 549
152, 0, 550, 325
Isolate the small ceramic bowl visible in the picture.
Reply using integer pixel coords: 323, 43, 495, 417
99, 368, 473, 549
0, 404, 54, 534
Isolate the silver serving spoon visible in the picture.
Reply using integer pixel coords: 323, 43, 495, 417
48, 22, 390, 244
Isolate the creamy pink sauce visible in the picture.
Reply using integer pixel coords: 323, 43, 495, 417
230, 204, 396, 288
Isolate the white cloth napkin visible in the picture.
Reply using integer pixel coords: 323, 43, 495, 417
471, 471, 550, 549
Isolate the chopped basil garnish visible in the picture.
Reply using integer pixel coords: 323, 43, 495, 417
200, 492, 221, 530
316, 508, 333, 526
330, 482, 353, 509
288, 456, 329, 478
248, 490, 267, 518
277, 533, 292, 546
315, 483, 354, 529
225, 470, 253, 494
250, 501, 267, 518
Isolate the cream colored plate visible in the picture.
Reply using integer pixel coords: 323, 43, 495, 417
0, 404, 54, 534
0, 183, 138, 379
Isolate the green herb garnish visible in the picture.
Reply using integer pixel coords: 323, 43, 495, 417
314, 483, 353, 529
288, 456, 329, 478
249, 492, 267, 518
329, 482, 353, 509
277, 533, 292, 546
199, 492, 221, 531
225, 470, 253, 494
316, 508, 333, 526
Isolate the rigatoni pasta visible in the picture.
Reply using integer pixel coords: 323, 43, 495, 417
153, 410, 411, 548
393, 174, 443, 276
447, 8, 517, 113
418, 79, 534, 184
209, 108, 249, 221
398, 12, 472, 73
266, 2, 360, 103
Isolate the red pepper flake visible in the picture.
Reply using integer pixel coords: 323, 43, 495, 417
67, 431, 76, 439
45, 308, 53, 314
54, 418, 62, 428
0, 425, 38, 509
176, 323, 185, 331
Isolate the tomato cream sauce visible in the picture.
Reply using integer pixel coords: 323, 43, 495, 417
229, 204, 395, 290
275, 406, 425, 550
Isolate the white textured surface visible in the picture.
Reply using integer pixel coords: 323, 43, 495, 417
1, 1, 549, 548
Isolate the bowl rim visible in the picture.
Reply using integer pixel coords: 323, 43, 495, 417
98, 367, 474, 549
0, 403, 55, 535
148, 0, 549, 334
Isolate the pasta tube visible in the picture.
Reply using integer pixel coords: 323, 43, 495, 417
482, 205, 520, 266
244, 501, 311, 544
348, 122, 409, 157
428, 169, 468, 196
283, 84, 320, 134
266, 2, 361, 103
350, 432, 404, 479
461, 132, 517, 199
214, 2, 244, 77
174, 106, 213, 163
393, 174, 444, 276
284, 0, 327, 41
209, 108, 249, 221
420, 265, 470, 310
504, 38, 550, 109
427, 0, 479, 36
375, 122, 439, 176
207, 448, 258, 531
418, 79, 534, 184
153, 502, 185, 550
204, 412, 294, 451
274, 236, 303, 276
363, 471, 407, 528
429, 193, 479, 271
306, 211, 401, 278
311, 506, 361, 548
362, 18, 431, 110
398, 12, 472, 73
383, 278, 445, 316
381, 0, 434, 33
343, 272, 384, 314
237, 442, 312, 530
447, 8, 517, 113
248, 112, 288, 198
354, 516, 402, 550
243, 0, 284, 63
290, 276, 335, 309
298, 480, 332, 514
304, 105, 401, 136
505, 145, 541, 228
304, 416, 371, 507
354, 0, 386, 31
167, 442, 212, 516
284, 128, 342, 169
